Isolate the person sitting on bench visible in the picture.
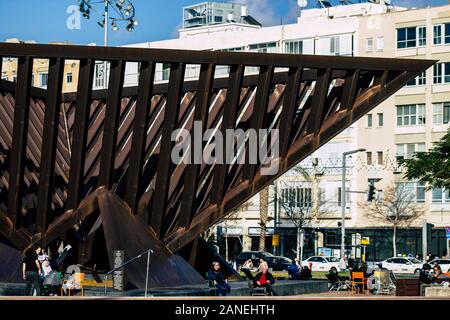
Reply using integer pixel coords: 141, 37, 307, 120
253, 262, 275, 295
207, 261, 231, 296
287, 260, 301, 280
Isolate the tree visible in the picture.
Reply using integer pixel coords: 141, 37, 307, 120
274, 165, 327, 261
203, 200, 252, 261
359, 183, 424, 257
400, 129, 450, 190
258, 187, 269, 252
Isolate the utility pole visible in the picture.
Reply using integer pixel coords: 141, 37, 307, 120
341, 149, 366, 258
103, 0, 109, 88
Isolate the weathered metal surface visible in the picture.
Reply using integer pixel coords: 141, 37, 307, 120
0, 43, 435, 288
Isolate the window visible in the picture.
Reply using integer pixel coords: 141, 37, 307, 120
432, 188, 442, 203
417, 184, 425, 203
433, 63, 450, 84
377, 113, 384, 127
249, 42, 277, 53
39, 73, 48, 87
284, 40, 303, 54
376, 37, 384, 51
66, 72, 73, 84
367, 114, 373, 127
397, 182, 426, 203
337, 187, 349, 207
432, 188, 450, 203
396, 143, 425, 160
214, 16, 223, 23
433, 102, 450, 124
377, 152, 383, 165
397, 27, 418, 49
418, 26, 427, 46
446, 23, 450, 43
406, 71, 426, 86
396, 104, 425, 126
281, 187, 312, 208
94, 63, 105, 87
434, 24, 442, 45
366, 38, 373, 52
222, 47, 245, 52
434, 63, 442, 84
330, 36, 340, 55
367, 152, 372, 165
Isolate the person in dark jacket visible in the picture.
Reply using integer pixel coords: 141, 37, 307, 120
253, 262, 276, 295
287, 260, 301, 280
299, 266, 312, 279
207, 261, 231, 296
347, 255, 355, 271
22, 246, 42, 296
419, 263, 433, 284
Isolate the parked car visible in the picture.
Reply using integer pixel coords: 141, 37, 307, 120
428, 258, 450, 273
236, 251, 275, 269
301, 256, 340, 273
236, 251, 292, 271
380, 257, 422, 274
265, 256, 292, 271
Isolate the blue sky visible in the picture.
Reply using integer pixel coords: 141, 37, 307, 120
0, 0, 447, 46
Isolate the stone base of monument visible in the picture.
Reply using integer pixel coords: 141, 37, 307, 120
424, 286, 450, 297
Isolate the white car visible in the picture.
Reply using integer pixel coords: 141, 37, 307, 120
302, 256, 341, 273
428, 259, 450, 273
381, 257, 422, 274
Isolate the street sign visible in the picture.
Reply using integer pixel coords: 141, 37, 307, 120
272, 234, 280, 246
361, 237, 370, 245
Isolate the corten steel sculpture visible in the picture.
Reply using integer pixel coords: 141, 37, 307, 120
0, 43, 434, 289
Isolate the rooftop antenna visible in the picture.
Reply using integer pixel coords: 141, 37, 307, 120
297, 0, 307, 17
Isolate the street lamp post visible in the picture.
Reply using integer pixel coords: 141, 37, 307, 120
78, 0, 138, 87
341, 148, 366, 259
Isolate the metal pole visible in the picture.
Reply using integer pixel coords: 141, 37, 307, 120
104, 274, 108, 296
144, 250, 150, 298
339, 148, 365, 259
103, 0, 108, 88
447, 238, 450, 259
422, 219, 427, 263
341, 153, 346, 259
299, 229, 304, 262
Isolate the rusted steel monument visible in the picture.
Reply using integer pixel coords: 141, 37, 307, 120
0, 43, 433, 289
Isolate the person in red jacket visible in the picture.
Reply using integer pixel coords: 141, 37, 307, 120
253, 262, 275, 295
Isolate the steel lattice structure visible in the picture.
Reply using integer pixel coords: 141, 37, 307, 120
0, 43, 434, 288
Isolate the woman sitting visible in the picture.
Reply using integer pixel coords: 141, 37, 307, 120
253, 262, 276, 295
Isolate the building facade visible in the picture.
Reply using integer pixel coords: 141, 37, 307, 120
1, 39, 79, 93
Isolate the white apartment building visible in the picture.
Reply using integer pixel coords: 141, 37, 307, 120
122, 1, 448, 261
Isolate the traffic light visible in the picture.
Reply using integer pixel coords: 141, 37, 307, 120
427, 223, 434, 246
367, 184, 376, 201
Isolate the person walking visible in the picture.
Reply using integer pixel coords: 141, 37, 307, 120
22, 247, 42, 296
339, 256, 347, 273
